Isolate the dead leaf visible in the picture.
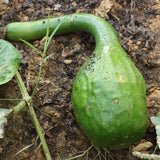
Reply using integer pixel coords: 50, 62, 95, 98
94, 0, 113, 19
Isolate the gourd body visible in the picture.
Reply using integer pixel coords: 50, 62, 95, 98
6, 13, 148, 149
72, 44, 147, 149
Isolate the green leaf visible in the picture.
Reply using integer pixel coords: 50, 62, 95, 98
151, 113, 160, 149
20, 39, 42, 56
0, 39, 21, 85
44, 14, 50, 48
43, 53, 55, 62
45, 23, 61, 52
0, 108, 13, 138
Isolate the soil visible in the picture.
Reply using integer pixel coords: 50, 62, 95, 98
0, 0, 160, 159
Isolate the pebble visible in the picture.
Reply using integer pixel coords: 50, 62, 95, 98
137, 41, 141, 45
54, 4, 61, 11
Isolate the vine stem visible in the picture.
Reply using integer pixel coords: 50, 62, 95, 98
14, 71, 52, 160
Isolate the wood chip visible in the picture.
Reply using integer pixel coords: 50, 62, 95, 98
132, 141, 153, 152
64, 59, 72, 64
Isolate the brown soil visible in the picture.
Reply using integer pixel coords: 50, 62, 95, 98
0, 0, 160, 159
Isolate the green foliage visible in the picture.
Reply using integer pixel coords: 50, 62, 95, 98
151, 113, 160, 148
0, 108, 13, 138
0, 15, 60, 160
20, 21, 61, 99
0, 39, 21, 85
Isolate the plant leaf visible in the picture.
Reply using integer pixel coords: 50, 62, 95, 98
45, 23, 61, 52
43, 53, 55, 62
151, 113, 160, 149
0, 108, 13, 138
20, 39, 42, 56
44, 14, 50, 48
0, 39, 21, 85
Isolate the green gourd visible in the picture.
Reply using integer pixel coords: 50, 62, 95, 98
6, 13, 147, 149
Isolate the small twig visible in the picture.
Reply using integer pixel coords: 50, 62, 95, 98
153, 145, 158, 154
132, 151, 160, 160
64, 145, 93, 160
34, 81, 51, 95
103, 148, 114, 160
121, 35, 133, 46
93, 146, 103, 160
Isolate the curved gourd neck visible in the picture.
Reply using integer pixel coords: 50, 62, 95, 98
6, 13, 121, 55
50, 14, 121, 54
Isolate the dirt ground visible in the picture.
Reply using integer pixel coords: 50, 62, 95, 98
0, 0, 160, 159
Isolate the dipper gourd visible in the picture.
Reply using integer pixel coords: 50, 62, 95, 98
6, 13, 147, 149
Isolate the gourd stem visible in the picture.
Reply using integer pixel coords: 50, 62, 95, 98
14, 71, 52, 160
14, 71, 28, 98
